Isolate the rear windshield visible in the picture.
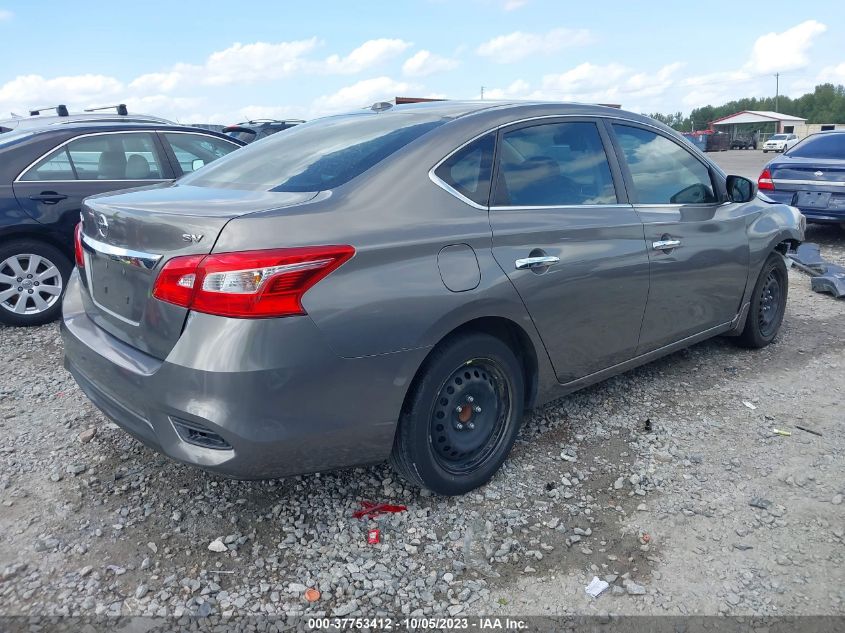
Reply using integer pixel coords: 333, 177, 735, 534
786, 133, 845, 159
769, 135, 787, 140
183, 113, 446, 192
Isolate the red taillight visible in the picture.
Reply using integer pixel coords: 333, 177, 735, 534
74, 223, 85, 268
152, 246, 355, 318
758, 168, 775, 191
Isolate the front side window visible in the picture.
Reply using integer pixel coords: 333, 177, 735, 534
493, 121, 617, 207
612, 125, 717, 205
183, 114, 446, 192
434, 134, 494, 206
21, 133, 165, 181
163, 133, 239, 174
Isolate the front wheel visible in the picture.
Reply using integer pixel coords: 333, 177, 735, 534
0, 239, 71, 327
734, 253, 788, 349
390, 332, 525, 495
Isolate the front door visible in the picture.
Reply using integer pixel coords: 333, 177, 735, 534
608, 123, 749, 353
488, 119, 650, 383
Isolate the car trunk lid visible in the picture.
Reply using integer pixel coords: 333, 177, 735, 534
770, 158, 845, 187
79, 184, 317, 359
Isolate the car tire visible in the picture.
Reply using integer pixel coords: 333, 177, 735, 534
390, 332, 525, 496
0, 239, 71, 327
734, 252, 788, 349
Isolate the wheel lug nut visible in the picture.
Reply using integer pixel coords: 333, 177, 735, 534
465, 395, 474, 403
17, 287, 23, 291
466, 422, 475, 430
27, 274, 32, 279
455, 423, 464, 431
34, 281, 39, 286
27, 289, 33, 294
474, 406, 482, 413
16, 278, 22, 282
455, 405, 463, 413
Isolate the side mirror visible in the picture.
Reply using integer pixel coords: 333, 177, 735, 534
191, 158, 205, 171
726, 175, 756, 203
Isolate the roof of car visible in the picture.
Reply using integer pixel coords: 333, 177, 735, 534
10, 120, 241, 140
354, 99, 653, 124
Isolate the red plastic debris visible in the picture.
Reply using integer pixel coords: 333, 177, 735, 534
367, 528, 381, 544
352, 500, 407, 520
642, 533, 651, 543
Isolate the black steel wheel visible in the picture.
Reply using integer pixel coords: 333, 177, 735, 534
735, 252, 788, 349
390, 332, 525, 495
429, 358, 511, 476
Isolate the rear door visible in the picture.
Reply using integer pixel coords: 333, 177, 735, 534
488, 118, 650, 383
608, 122, 749, 353
12, 131, 173, 246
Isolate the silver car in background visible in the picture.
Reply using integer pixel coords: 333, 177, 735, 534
62, 102, 804, 495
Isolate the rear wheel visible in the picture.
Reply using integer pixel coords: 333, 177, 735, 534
735, 252, 788, 349
390, 332, 525, 495
0, 240, 71, 327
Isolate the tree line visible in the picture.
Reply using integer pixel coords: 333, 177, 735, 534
648, 83, 845, 131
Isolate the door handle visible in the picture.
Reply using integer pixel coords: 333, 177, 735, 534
515, 255, 560, 270
652, 239, 681, 251
29, 192, 68, 204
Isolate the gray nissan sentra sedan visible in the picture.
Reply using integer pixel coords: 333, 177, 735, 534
62, 101, 804, 495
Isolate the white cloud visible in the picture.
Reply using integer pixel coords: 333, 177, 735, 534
482, 79, 531, 100
745, 20, 827, 74
402, 50, 458, 77
0, 74, 124, 107
477, 28, 592, 63
817, 61, 845, 85
313, 76, 416, 115
323, 39, 412, 74
540, 62, 627, 95
0, 9, 12, 21
503, 0, 528, 10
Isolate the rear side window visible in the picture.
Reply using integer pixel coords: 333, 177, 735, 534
787, 133, 845, 159
21, 133, 165, 181
434, 134, 494, 206
612, 125, 717, 205
183, 114, 446, 192
162, 133, 239, 174
493, 121, 617, 207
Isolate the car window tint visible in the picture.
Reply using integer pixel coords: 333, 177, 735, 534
163, 133, 239, 174
20, 147, 76, 181
23, 133, 165, 181
182, 114, 446, 192
612, 125, 717, 205
492, 122, 617, 207
434, 134, 494, 206
788, 133, 845, 159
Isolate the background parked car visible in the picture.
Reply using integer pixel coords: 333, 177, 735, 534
0, 104, 173, 134
758, 131, 845, 226
730, 134, 757, 149
223, 119, 304, 144
762, 133, 799, 153
0, 122, 244, 326
63, 102, 803, 495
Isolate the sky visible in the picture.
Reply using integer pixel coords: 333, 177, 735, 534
1, 0, 843, 125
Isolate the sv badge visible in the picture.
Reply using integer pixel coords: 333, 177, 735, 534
182, 234, 204, 243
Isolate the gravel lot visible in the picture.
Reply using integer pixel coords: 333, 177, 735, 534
1, 175, 843, 619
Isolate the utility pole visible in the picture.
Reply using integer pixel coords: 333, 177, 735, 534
774, 73, 779, 112
480, 86, 485, 100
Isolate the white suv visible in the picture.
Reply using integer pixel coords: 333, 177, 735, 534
762, 133, 799, 153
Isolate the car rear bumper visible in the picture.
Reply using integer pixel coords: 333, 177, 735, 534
763, 190, 845, 223
61, 270, 427, 479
